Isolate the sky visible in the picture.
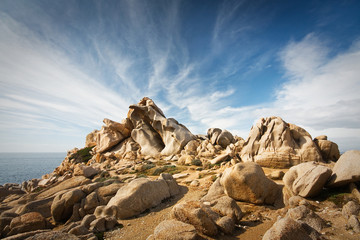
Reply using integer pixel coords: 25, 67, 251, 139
0, 0, 360, 153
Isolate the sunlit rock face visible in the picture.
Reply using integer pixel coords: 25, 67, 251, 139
240, 116, 323, 168
128, 97, 195, 157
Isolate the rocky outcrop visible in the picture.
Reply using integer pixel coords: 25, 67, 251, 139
6, 212, 48, 236
128, 97, 195, 156
220, 162, 281, 205
283, 162, 332, 199
286, 205, 326, 232
51, 189, 86, 222
241, 117, 322, 168
95, 118, 132, 153
95, 173, 180, 219
207, 128, 235, 148
327, 150, 360, 187
262, 216, 322, 240
148, 220, 199, 240
314, 135, 340, 162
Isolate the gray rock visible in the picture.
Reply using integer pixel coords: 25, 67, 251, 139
283, 162, 332, 198
262, 216, 321, 240
286, 205, 326, 232
327, 150, 360, 187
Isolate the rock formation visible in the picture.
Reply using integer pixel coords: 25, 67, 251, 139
2, 97, 360, 240
241, 116, 323, 168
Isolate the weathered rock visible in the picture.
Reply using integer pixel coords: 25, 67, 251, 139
89, 218, 106, 232
80, 214, 96, 229
8, 212, 47, 236
178, 155, 194, 165
327, 150, 360, 187
15, 198, 53, 218
267, 170, 285, 180
347, 215, 360, 233
201, 178, 225, 202
128, 97, 195, 156
101, 176, 177, 219
51, 189, 86, 222
96, 183, 123, 205
74, 165, 99, 178
68, 225, 90, 236
241, 117, 322, 168
151, 220, 199, 240
220, 162, 281, 205
216, 216, 235, 234
314, 136, 340, 162
210, 154, 230, 165
184, 140, 201, 156
0, 185, 25, 200
83, 192, 100, 212
210, 196, 243, 222
25, 231, 80, 240
158, 173, 180, 196
85, 130, 98, 148
286, 205, 326, 232
342, 201, 360, 219
207, 128, 234, 148
283, 162, 332, 198
95, 118, 132, 153
171, 201, 218, 236
262, 216, 321, 240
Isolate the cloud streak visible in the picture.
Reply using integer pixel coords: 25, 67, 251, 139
0, 1, 359, 153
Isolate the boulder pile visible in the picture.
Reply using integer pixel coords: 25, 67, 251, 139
1, 97, 359, 240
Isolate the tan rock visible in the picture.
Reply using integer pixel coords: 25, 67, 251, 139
51, 189, 86, 222
210, 196, 243, 223
73, 165, 100, 178
152, 220, 199, 240
314, 137, 340, 162
210, 154, 230, 165
207, 128, 235, 148
327, 150, 360, 187
220, 162, 281, 205
241, 117, 322, 168
171, 201, 218, 236
283, 162, 332, 198
85, 130, 98, 148
24, 231, 80, 240
103, 176, 177, 219
262, 216, 321, 240
8, 212, 46, 236
286, 205, 326, 232
128, 97, 195, 157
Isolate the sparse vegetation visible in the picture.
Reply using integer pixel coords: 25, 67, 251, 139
69, 146, 95, 163
191, 159, 202, 166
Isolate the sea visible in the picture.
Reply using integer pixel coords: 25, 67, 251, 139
0, 152, 66, 186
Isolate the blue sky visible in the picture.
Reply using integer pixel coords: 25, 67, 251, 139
0, 0, 360, 152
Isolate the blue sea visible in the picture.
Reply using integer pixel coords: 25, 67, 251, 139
0, 152, 65, 186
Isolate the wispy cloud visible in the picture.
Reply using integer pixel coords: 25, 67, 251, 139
0, 1, 359, 153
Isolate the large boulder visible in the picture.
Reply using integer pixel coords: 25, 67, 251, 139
73, 165, 99, 178
128, 97, 195, 156
171, 201, 218, 236
314, 136, 340, 162
95, 118, 132, 153
327, 150, 360, 187
262, 216, 321, 240
207, 128, 235, 148
286, 205, 326, 232
96, 175, 179, 219
51, 189, 86, 222
149, 220, 199, 240
283, 162, 332, 198
25, 231, 80, 240
241, 117, 322, 168
219, 162, 281, 205
8, 212, 47, 236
